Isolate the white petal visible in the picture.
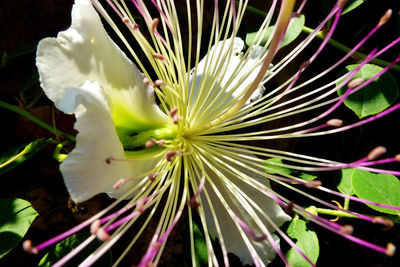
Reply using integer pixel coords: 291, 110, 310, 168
36, 0, 168, 133
59, 81, 157, 202
202, 158, 290, 265
190, 37, 265, 110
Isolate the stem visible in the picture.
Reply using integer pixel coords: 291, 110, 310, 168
0, 100, 76, 142
301, 26, 400, 72
344, 198, 350, 210
315, 207, 358, 218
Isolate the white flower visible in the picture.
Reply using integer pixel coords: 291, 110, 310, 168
28, 0, 400, 266
36, 0, 289, 265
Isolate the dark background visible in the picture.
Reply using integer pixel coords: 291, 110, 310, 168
0, 0, 400, 266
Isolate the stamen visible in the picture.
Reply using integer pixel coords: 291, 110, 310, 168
113, 178, 135, 190
148, 173, 157, 182
151, 18, 159, 33
169, 107, 178, 118
136, 198, 145, 214
233, 214, 267, 242
187, 198, 200, 209
304, 180, 322, 188
386, 243, 396, 256
339, 225, 354, 235
157, 140, 165, 146
90, 219, 101, 235
338, 0, 348, 8
153, 79, 164, 87
326, 119, 343, 127
284, 201, 295, 217
22, 240, 38, 255
143, 78, 151, 85
347, 77, 364, 88
372, 216, 394, 229
122, 16, 130, 23
96, 228, 111, 242
145, 139, 157, 148
165, 150, 178, 162
90, 219, 111, 242
188, 176, 206, 209
153, 53, 164, 60
378, 9, 392, 26
367, 146, 387, 160
169, 107, 182, 124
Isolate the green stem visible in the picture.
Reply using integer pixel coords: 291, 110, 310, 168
344, 198, 350, 210
315, 207, 358, 218
301, 26, 400, 72
0, 100, 76, 142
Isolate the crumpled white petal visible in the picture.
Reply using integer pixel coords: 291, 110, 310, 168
58, 81, 158, 202
36, 0, 168, 134
202, 158, 290, 265
190, 38, 266, 110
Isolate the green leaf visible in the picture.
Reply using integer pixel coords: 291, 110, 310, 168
337, 64, 399, 118
351, 169, 400, 215
263, 158, 317, 181
0, 139, 51, 175
38, 232, 112, 267
245, 15, 305, 48
0, 198, 38, 258
286, 218, 319, 267
337, 168, 355, 195
322, 0, 365, 15
193, 221, 208, 267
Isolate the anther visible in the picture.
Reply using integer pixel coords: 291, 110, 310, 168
113, 178, 128, 190
386, 242, 396, 256
327, 119, 343, 127
169, 107, 178, 118
304, 180, 322, 188
136, 198, 145, 214
338, 0, 348, 8
378, 9, 392, 26
284, 201, 295, 216
395, 154, 400, 162
157, 140, 165, 146
90, 219, 110, 241
165, 151, 178, 162
151, 241, 162, 251
291, 12, 301, 18
153, 53, 165, 60
173, 115, 183, 124
372, 216, 394, 229
96, 228, 110, 242
367, 146, 387, 160
151, 18, 159, 33
90, 219, 101, 235
188, 197, 201, 209
153, 79, 164, 87
339, 224, 354, 235
143, 77, 151, 85
252, 234, 268, 242
22, 240, 38, 254
148, 173, 157, 182
300, 60, 310, 70
122, 16, 130, 23
145, 139, 157, 148
348, 77, 364, 88
105, 157, 114, 164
